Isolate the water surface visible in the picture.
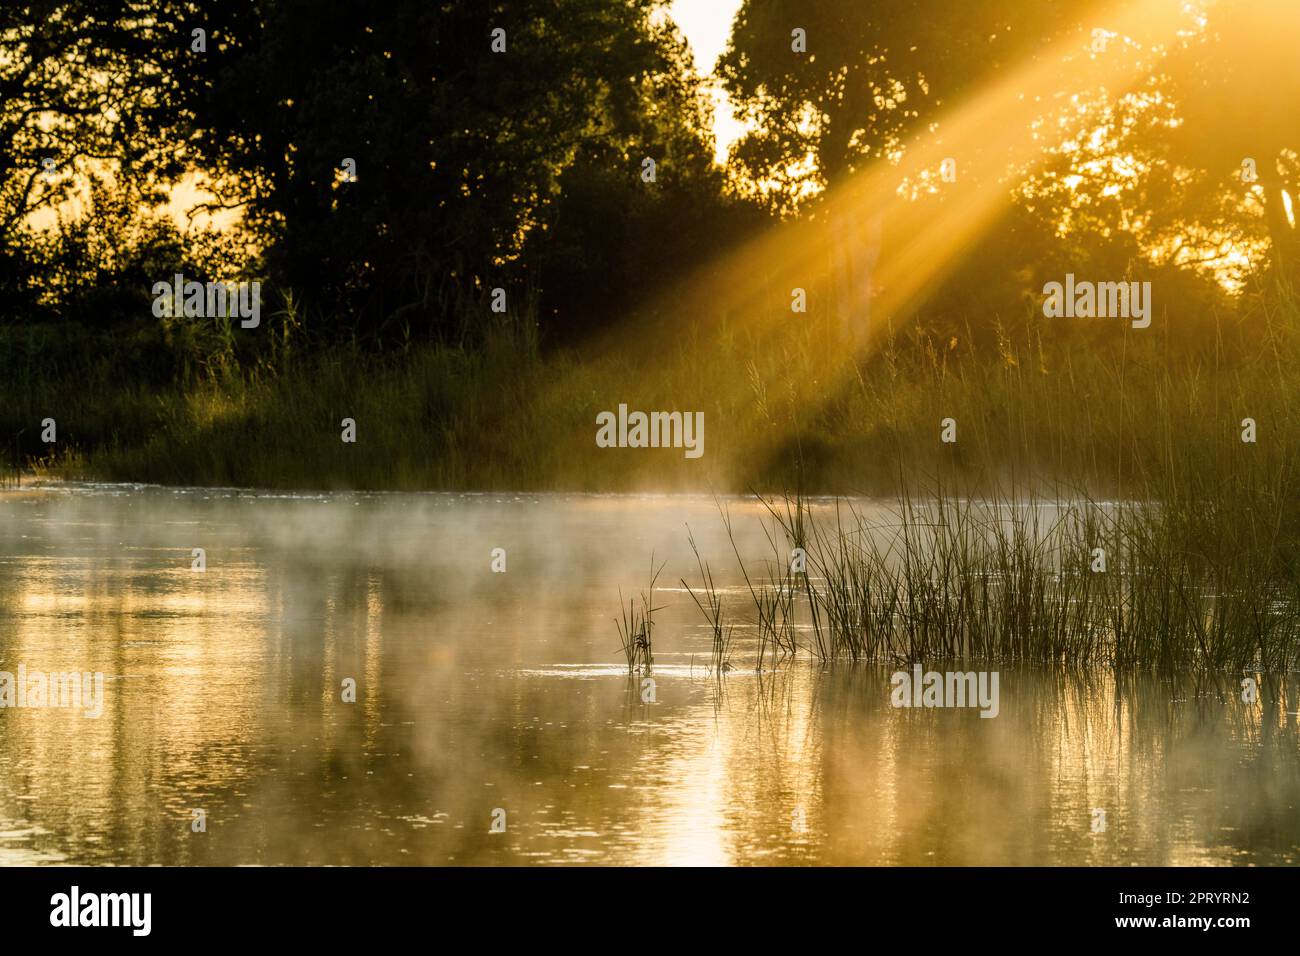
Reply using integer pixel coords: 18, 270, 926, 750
0, 484, 1297, 865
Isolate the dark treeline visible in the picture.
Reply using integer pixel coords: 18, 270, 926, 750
0, 1, 1298, 489
1, 0, 756, 349
1, 1, 1297, 348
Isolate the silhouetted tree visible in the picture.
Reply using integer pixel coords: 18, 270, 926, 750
1163, 0, 1300, 288
0, 1, 246, 322
192, 0, 728, 343
718, 0, 1103, 214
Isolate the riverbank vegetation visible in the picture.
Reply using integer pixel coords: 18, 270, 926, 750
2, 1, 1297, 500
6, 2, 1300, 678
672, 474, 1300, 675
5, 284, 1296, 501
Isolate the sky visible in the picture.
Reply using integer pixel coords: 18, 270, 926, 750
667, 0, 745, 163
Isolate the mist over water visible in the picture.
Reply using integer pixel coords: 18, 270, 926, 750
0, 485, 1297, 865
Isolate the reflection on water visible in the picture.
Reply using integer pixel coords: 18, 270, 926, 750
0, 484, 1298, 865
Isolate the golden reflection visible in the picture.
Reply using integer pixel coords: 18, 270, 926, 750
1, 488, 1297, 865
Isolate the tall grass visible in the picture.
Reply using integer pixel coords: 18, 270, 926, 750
731, 476, 1300, 673
615, 557, 664, 674
6, 287, 1300, 497
681, 527, 734, 675
718, 500, 800, 670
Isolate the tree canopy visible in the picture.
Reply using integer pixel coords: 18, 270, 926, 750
1, 0, 1297, 347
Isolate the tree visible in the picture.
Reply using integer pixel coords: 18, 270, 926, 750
717, 0, 1099, 214
190, 0, 725, 342
0, 1, 244, 322
1163, 0, 1300, 288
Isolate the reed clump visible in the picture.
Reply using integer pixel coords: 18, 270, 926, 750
748, 479, 1300, 673
682, 527, 734, 675
616, 557, 665, 674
